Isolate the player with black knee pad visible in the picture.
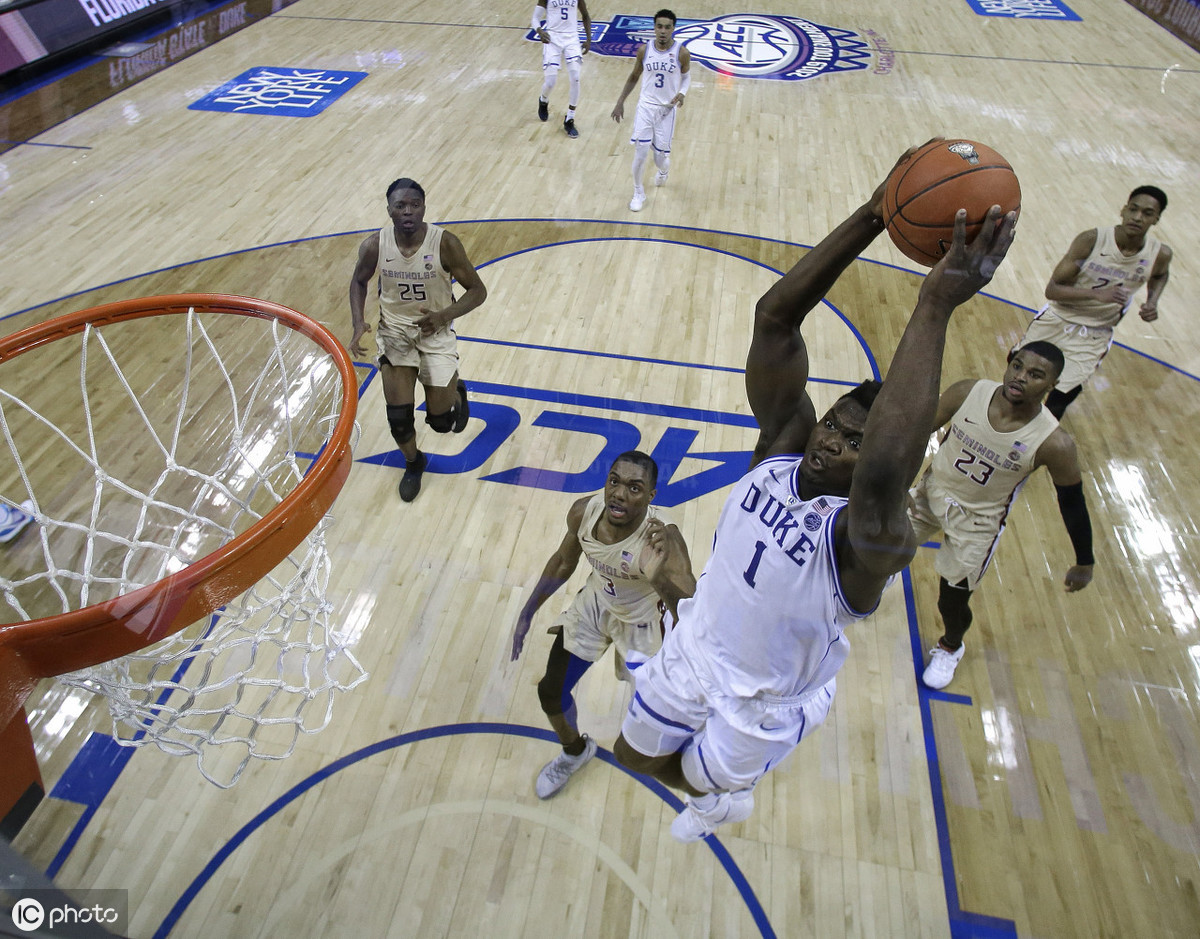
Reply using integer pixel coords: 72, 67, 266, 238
349, 178, 487, 503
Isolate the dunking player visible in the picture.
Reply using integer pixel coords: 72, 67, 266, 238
613, 146, 1018, 842
511, 452, 695, 799
350, 178, 487, 502
610, 9, 691, 212
912, 341, 1095, 690
1017, 186, 1172, 419
532, 0, 592, 138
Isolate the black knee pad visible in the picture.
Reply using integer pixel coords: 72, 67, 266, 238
537, 671, 567, 715
425, 408, 455, 434
386, 404, 416, 445
937, 577, 974, 630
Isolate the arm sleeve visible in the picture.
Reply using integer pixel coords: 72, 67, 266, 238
679, 71, 691, 95
1055, 481, 1095, 566
532, 6, 546, 29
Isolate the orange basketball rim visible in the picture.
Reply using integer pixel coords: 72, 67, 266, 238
0, 294, 358, 733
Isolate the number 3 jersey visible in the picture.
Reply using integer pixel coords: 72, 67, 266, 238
576, 493, 673, 625
639, 40, 684, 109
673, 454, 880, 701
375, 223, 454, 333
923, 380, 1058, 522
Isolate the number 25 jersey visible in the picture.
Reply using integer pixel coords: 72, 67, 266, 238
376, 223, 454, 331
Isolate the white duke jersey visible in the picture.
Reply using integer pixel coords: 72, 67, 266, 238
544, 0, 583, 41
376, 224, 453, 330
1049, 226, 1162, 329
577, 494, 672, 625
677, 455, 880, 700
639, 40, 684, 108
929, 380, 1058, 520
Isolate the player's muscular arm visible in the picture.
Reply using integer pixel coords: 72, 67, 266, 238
417, 232, 487, 334
839, 206, 1017, 609
578, 0, 591, 52
1044, 230, 1127, 304
533, 5, 549, 41
511, 498, 588, 660
349, 233, 380, 356
637, 519, 696, 619
747, 147, 929, 464
746, 203, 888, 463
932, 380, 974, 433
1139, 245, 1172, 322
611, 48, 646, 121
1037, 430, 1094, 591
671, 48, 691, 107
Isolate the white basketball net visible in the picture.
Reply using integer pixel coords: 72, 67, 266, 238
0, 305, 366, 787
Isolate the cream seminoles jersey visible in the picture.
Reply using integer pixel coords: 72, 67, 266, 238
376, 223, 453, 331
543, 0, 583, 42
639, 39, 684, 109
676, 454, 880, 700
576, 493, 671, 625
928, 380, 1058, 519
1048, 225, 1162, 329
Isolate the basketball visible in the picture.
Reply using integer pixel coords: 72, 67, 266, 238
882, 139, 1021, 267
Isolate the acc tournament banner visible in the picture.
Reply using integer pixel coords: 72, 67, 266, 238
529, 12, 880, 81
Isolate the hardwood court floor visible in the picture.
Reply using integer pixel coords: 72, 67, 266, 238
3, 2, 1200, 937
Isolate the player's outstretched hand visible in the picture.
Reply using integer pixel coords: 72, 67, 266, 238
637, 518, 669, 582
511, 612, 534, 661
919, 205, 1017, 309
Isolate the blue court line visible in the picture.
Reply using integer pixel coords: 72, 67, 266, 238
903, 571, 1018, 938
462, 234, 882, 381
150, 724, 776, 939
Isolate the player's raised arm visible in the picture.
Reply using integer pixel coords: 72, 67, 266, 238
636, 518, 696, 620
839, 206, 1017, 606
746, 146, 929, 465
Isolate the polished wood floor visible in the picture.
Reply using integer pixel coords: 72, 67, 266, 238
3, 1, 1200, 936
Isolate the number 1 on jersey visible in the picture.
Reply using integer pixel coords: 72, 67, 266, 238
743, 540, 767, 587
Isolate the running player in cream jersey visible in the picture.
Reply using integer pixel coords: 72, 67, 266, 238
613, 143, 1018, 843
910, 342, 1096, 690
611, 9, 691, 212
532, 0, 592, 137
1018, 185, 1172, 419
350, 178, 487, 502
510, 452, 695, 800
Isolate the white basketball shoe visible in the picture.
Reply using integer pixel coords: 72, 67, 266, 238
670, 789, 755, 843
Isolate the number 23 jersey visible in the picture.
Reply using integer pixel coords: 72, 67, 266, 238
927, 380, 1058, 520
